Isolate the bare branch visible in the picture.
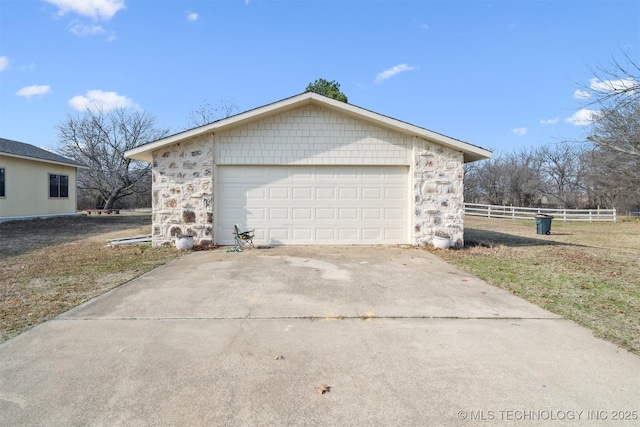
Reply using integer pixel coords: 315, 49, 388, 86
55, 108, 169, 209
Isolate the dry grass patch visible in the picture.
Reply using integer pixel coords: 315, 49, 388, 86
0, 213, 183, 341
429, 216, 640, 354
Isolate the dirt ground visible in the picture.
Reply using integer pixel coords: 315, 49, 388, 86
0, 212, 152, 258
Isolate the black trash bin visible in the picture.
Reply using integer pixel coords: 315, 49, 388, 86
535, 214, 553, 235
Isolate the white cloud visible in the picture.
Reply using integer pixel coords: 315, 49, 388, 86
15, 85, 52, 98
512, 127, 527, 136
420, 23, 429, 30
565, 109, 599, 126
186, 11, 198, 22
0, 56, 9, 71
589, 77, 637, 93
45, 0, 125, 20
539, 118, 559, 125
70, 22, 106, 36
573, 90, 591, 100
68, 90, 136, 111
540, 117, 559, 125
375, 64, 417, 84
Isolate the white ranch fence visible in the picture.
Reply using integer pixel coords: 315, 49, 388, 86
463, 203, 617, 222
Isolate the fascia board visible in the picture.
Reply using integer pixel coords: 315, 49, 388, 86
0, 152, 89, 169
308, 94, 492, 163
125, 92, 492, 163
125, 93, 315, 162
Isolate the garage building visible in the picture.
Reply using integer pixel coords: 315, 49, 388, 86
125, 92, 491, 248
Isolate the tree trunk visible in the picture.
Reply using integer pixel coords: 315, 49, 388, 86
103, 191, 121, 210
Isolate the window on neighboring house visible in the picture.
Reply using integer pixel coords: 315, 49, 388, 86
0, 168, 5, 197
49, 174, 69, 198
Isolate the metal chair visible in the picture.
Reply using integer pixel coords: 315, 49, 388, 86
233, 224, 255, 249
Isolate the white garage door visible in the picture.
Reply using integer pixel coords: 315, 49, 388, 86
217, 166, 409, 245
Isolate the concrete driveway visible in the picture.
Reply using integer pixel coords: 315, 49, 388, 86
1, 246, 639, 426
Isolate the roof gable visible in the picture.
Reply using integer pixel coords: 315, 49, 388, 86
125, 92, 492, 163
0, 138, 86, 168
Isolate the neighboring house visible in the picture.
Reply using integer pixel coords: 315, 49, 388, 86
125, 92, 491, 248
0, 138, 86, 220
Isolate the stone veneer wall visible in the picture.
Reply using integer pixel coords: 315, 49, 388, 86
149, 107, 466, 248
412, 137, 465, 247
151, 134, 215, 247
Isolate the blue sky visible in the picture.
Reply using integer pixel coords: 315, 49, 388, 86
1, 0, 638, 154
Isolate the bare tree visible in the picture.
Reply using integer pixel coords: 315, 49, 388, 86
56, 108, 169, 209
186, 100, 239, 128
579, 53, 640, 158
577, 53, 640, 211
587, 99, 640, 159
582, 143, 640, 211
583, 52, 640, 110
464, 153, 507, 204
503, 148, 544, 206
538, 142, 588, 208
465, 148, 545, 206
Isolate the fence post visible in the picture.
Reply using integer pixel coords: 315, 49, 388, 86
613, 208, 617, 222
488, 205, 491, 218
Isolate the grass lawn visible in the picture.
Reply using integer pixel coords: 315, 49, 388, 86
0, 213, 184, 342
428, 216, 640, 354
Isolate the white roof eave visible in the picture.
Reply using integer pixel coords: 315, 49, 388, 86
125, 92, 492, 163
0, 152, 89, 169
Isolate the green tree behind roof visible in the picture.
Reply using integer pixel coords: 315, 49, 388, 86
305, 78, 348, 103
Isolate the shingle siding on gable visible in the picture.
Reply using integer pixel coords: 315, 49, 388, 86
216, 105, 410, 165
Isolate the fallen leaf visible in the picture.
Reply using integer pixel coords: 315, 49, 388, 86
315, 384, 331, 394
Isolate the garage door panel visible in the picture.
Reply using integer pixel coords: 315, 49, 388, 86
385, 228, 405, 239
220, 186, 243, 200
362, 229, 382, 240
269, 228, 289, 241
268, 187, 288, 199
339, 229, 358, 239
338, 208, 358, 220
362, 208, 381, 220
385, 208, 404, 219
217, 166, 408, 245
267, 168, 289, 180
247, 208, 266, 220
362, 188, 381, 200
338, 168, 359, 179
292, 229, 313, 240
316, 188, 335, 199
247, 188, 266, 200
385, 188, 405, 199
315, 229, 336, 240
268, 208, 289, 220
338, 188, 358, 200
292, 208, 312, 220
316, 208, 335, 220
291, 171, 313, 180
292, 187, 313, 199
220, 208, 243, 222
